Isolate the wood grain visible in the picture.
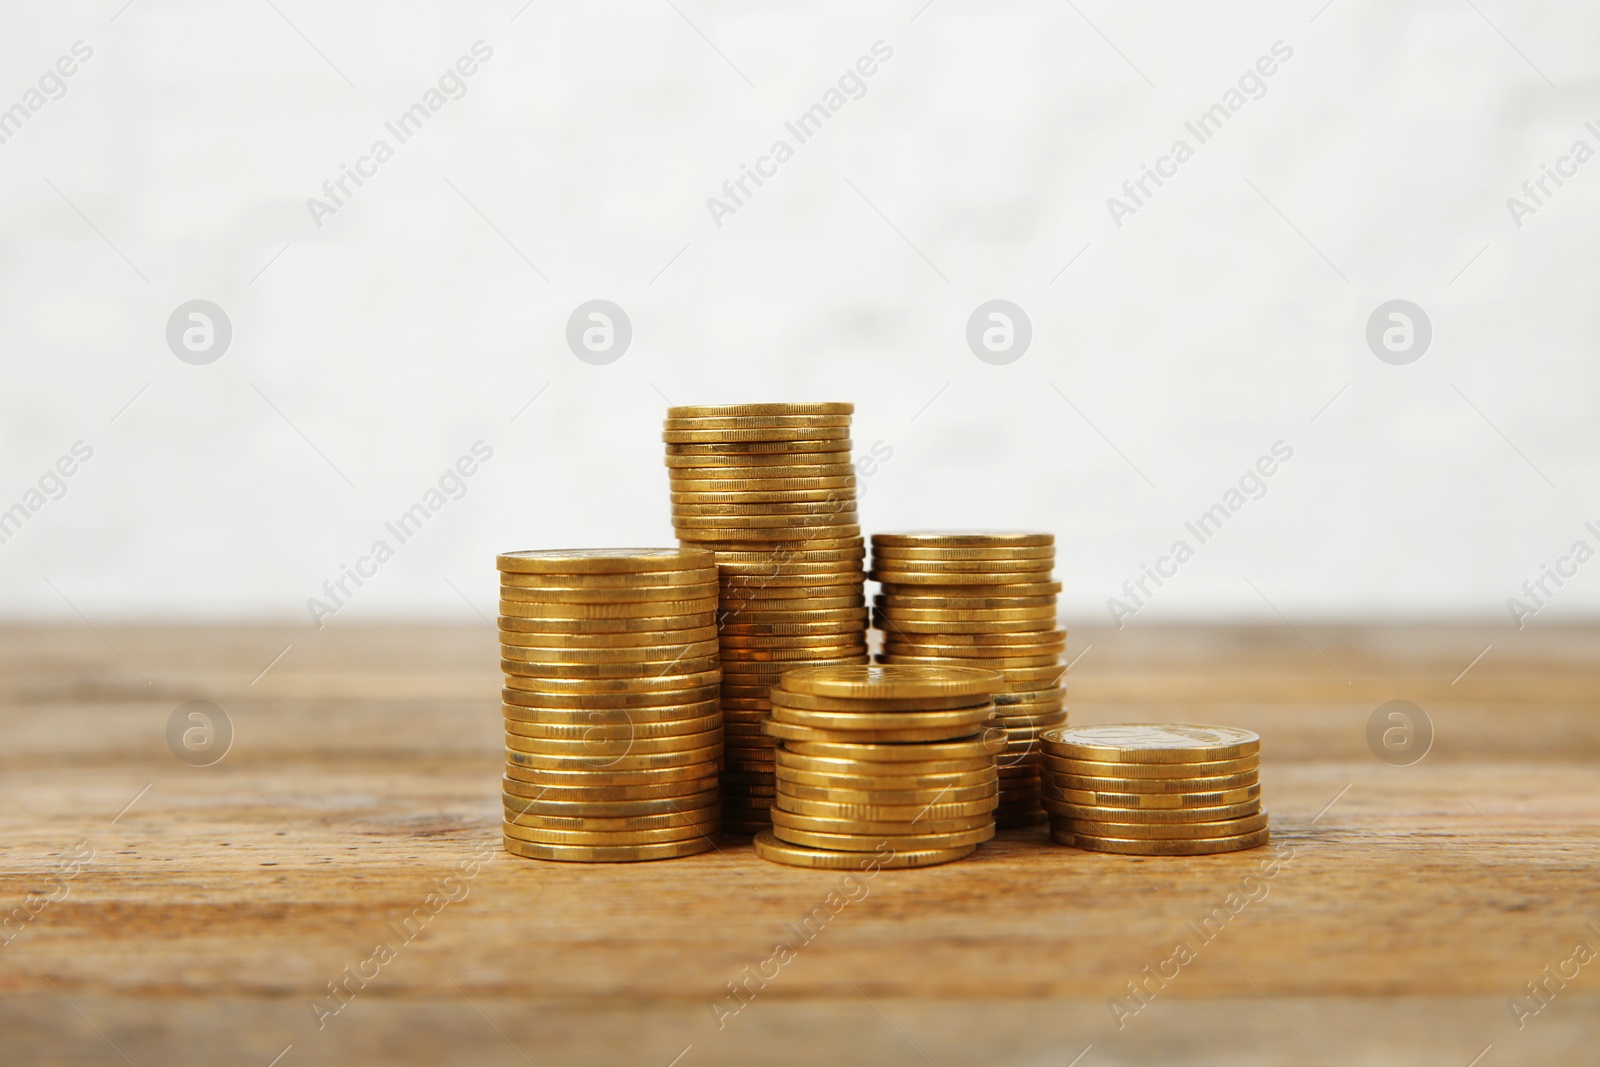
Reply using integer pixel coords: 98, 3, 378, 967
2, 623, 1597, 1065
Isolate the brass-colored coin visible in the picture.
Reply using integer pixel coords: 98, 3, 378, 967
872, 544, 1055, 561
776, 752, 993, 777
781, 664, 1002, 700
503, 820, 716, 846
501, 640, 720, 664
886, 645, 1066, 665
497, 547, 715, 574
872, 531, 1053, 548
871, 570, 1054, 586
878, 581, 1064, 598
982, 665, 1068, 686
705, 544, 865, 563
718, 556, 864, 573
499, 583, 718, 605
876, 606, 1058, 623
498, 568, 717, 590
1042, 798, 1262, 823
776, 766, 996, 791
1044, 783, 1261, 809
502, 836, 716, 862
768, 689, 988, 712
1042, 754, 1258, 779
779, 780, 998, 805
502, 689, 719, 712
505, 729, 721, 756
673, 499, 857, 517
775, 795, 997, 821
664, 425, 851, 443
878, 652, 1060, 670
505, 713, 721, 741
668, 402, 854, 418
770, 808, 992, 836
666, 439, 853, 456
501, 656, 721, 679
678, 527, 863, 544
769, 704, 996, 733
718, 630, 866, 647
877, 618, 1060, 636
1041, 724, 1262, 763
674, 512, 859, 529
784, 735, 1006, 762
722, 656, 868, 676
752, 829, 975, 870
504, 768, 721, 793
719, 621, 866, 638
877, 593, 1057, 610
870, 557, 1057, 575
763, 719, 988, 744
500, 596, 719, 619
504, 801, 719, 831
498, 612, 716, 635
1052, 770, 1259, 794
723, 573, 866, 590
671, 468, 858, 485
1056, 827, 1271, 855
505, 744, 722, 772
664, 413, 852, 428
993, 686, 1068, 705
1054, 812, 1270, 840
502, 773, 719, 800
773, 823, 994, 852
888, 628, 1068, 648
671, 477, 858, 494
689, 538, 866, 554
503, 788, 718, 816
502, 669, 721, 695
720, 606, 867, 623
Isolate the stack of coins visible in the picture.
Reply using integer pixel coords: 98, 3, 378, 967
664, 404, 870, 836
496, 548, 724, 862
868, 531, 1065, 828
752, 665, 1003, 870
1040, 725, 1268, 855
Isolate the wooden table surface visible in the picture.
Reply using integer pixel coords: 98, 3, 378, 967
2, 623, 1597, 1066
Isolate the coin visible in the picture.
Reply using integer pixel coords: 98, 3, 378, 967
497, 582, 720, 605
502, 820, 716, 846
775, 795, 998, 821
872, 531, 1053, 548
763, 719, 989, 744
877, 617, 1058, 635
776, 752, 993, 776
505, 714, 722, 742
876, 606, 1058, 622
503, 802, 719, 830
871, 570, 1054, 586
1041, 755, 1258, 779
1055, 812, 1271, 840
879, 653, 1061, 670
765, 691, 994, 714
769, 705, 996, 732
1043, 783, 1261, 808
499, 596, 720, 619
505, 729, 721, 756
498, 568, 717, 589
504, 791, 720, 818
502, 701, 719, 727
784, 735, 1006, 761
1042, 798, 1262, 823
889, 629, 1067, 647
664, 414, 853, 428
1056, 827, 1271, 855
772, 824, 994, 851
780, 780, 997, 805
502, 669, 722, 695
1053, 771, 1259, 794
664, 427, 852, 445
674, 500, 857, 517
879, 581, 1063, 598
499, 612, 716, 635
666, 439, 853, 455
776, 763, 996, 788
872, 545, 1055, 561
870, 557, 1057, 575
668, 403, 854, 418
1041, 724, 1261, 763
770, 809, 993, 836
718, 621, 867, 638
497, 547, 715, 574
504, 752, 721, 778
672, 478, 858, 495
502, 774, 718, 801
503, 836, 716, 862
780, 664, 1001, 700
752, 829, 975, 869
502, 688, 719, 711
877, 593, 1058, 610
501, 656, 722, 679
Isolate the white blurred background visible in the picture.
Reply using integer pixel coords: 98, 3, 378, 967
1, 0, 1596, 629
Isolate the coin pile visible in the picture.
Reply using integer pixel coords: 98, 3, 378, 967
752, 665, 1003, 869
868, 531, 1066, 828
664, 404, 870, 835
1040, 725, 1268, 855
496, 548, 724, 862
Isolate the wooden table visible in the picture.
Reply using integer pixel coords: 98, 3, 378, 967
2, 623, 1596, 1065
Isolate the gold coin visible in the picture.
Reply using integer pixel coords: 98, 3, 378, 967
502, 689, 719, 712
499, 596, 719, 619
1044, 783, 1261, 809
689, 538, 866, 553
501, 640, 720, 664
664, 413, 852, 428
674, 512, 859, 528
776, 795, 997, 821
982, 665, 1068, 686
673, 499, 857, 517
669, 402, 852, 417
781, 663, 1002, 700
677, 527, 863, 543
666, 438, 854, 456
723, 574, 866, 590
772, 823, 993, 851
718, 560, 865, 577
763, 719, 987, 744
669, 462, 858, 479
875, 617, 1059, 635
503, 819, 716, 845
878, 580, 1063, 598
889, 628, 1067, 647
871, 570, 1054, 586
876, 606, 1058, 623
1052, 770, 1259, 794
1042, 798, 1262, 823
671, 476, 858, 494
705, 544, 865, 562
993, 686, 1068, 704
502, 701, 718, 726
872, 544, 1055, 561
718, 622, 866, 638
1041, 724, 1261, 763
752, 829, 974, 869
502, 773, 718, 800
498, 612, 716, 635
869, 557, 1056, 575
1054, 812, 1270, 840
502, 836, 716, 862
501, 656, 721, 679
664, 427, 852, 445
769, 705, 996, 733
497, 547, 714, 574
718, 629, 866, 646
720, 607, 866, 623
499, 582, 719, 605
784, 735, 1005, 762
505, 729, 721, 756
776, 752, 993, 777
504, 745, 722, 772
497, 567, 717, 589
504, 801, 719, 830
877, 594, 1057, 611
878, 653, 1060, 670
872, 531, 1052, 548
1042, 754, 1258, 779
779, 780, 998, 805
1056, 827, 1271, 855
770, 808, 992, 836
502, 669, 721, 695
768, 690, 987, 712
505, 713, 721, 741
776, 766, 996, 791
503, 788, 718, 816
887, 646, 1066, 665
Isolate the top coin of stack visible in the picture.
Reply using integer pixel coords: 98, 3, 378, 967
664, 404, 870, 836
869, 531, 1065, 828
496, 548, 724, 862
753, 664, 1003, 870
1040, 724, 1268, 855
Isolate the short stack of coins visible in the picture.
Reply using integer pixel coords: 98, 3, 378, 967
664, 403, 870, 836
868, 531, 1066, 828
1040, 724, 1268, 855
496, 548, 724, 862
752, 665, 1003, 870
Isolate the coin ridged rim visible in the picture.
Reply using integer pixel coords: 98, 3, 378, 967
772, 823, 994, 851
502, 687, 720, 711
497, 548, 715, 574
776, 766, 998, 791
500, 639, 721, 664
505, 713, 722, 741
769, 690, 989, 712
780, 664, 1002, 699
503, 836, 716, 862
504, 729, 722, 756
888, 629, 1068, 647
770, 809, 993, 836
763, 719, 988, 744
501, 656, 721, 680
1043, 783, 1261, 809
1042, 798, 1262, 823
667, 403, 854, 418
500, 625, 720, 649
1041, 754, 1258, 778
872, 545, 1056, 560
502, 820, 717, 845
784, 735, 1006, 761
870, 571, 1054, 586
503, 788, 719, 815
776, 752, 994, 776
752, 829, 975, 869
498, 613, 717, 635
503, 801, 720, 830
502, 773, 719, 799
1053, 812, 1270, 839
778, 780, 998, 804
1040, 724, 1262, 763
878, 581, 1064, 597
666, 439, 854, 455
499, 582, 720, 605
1055, 827, 1271, 855
871, 531, 1054, 548
1050, 770, 1260, 794
769, 705, 996, 732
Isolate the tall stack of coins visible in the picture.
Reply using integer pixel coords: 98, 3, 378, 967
868, 531, 1066, 828
1040, 725, 1268, 855
497, 548, 724, 862
752, 665, 1002, 869
664, 404, 870, 836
